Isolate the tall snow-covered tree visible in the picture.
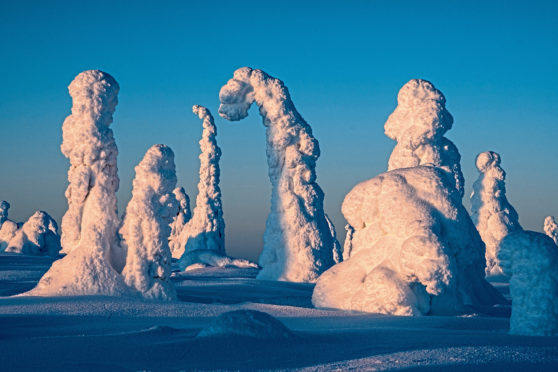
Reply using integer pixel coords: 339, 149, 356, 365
219, 67, 339, 282
120, 144, 178, 301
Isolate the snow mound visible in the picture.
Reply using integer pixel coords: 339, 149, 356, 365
544, 216, 558, 246
499, 230, 558, 336
385, 79, 464, 198
219, 67, 339, 282
180, 249, 259, 271
197, 310, 294, 339
313, 166, 504, 315
120, 144, 178, 301
5, 211, 61, 257
471, 151, 522, 276
175, 106, 225, 263
168, 187, 191, 258
26, 70, 130, 297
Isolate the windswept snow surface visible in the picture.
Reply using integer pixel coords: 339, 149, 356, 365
385, 79, 465, 198
24, 70, 130, 297
313, 166, 504, 316
168, 187, 191, 257
1, 253, 557, 371
120, 144, 178, 301
5, 211, 61, 257
499, 230, 558, 336
471, 151, 522, 277
219, 67, 339, 282
544, 216, 558, 245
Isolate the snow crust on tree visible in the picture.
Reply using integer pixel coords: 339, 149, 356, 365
312, 166, 504, 316
180, 249, 259, 271
326, 214, 343, 264
218, 67, 339, 282
175, 106, 225, 263
120, 144, 178, 301
197, 310, 294, 340
385, 79, 464, 198
5, 211, 61, 257
168, 187, 192, 258
499, 230, 558, 336
544, 216, 558, 246
470, 151, 522, 276
26, 70, 131, 297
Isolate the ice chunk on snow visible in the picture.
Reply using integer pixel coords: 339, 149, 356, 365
544, 216, 558, 246
197, 310, 294, 339
499, 231, 558, 336
26, 70, 130, 297
313, 166, 504, 315
5, 211, 61, 257
385, 79, 464, 198
168, 187, 192, 258
120, 144, 178, 301
174, 106, 225, 262
470, 151, 522, 276
219, 67, 339, 282
180, 249, 259, 270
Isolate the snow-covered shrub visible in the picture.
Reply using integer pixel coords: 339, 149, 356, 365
219, 67, 339, 282
544, 216, 558, 246
120, 144, 178, 301
385, 79, 464, 198
5, 211, 61, 257
312, 166, 504, 316
168, 187, 191, 258
470, 151, 522, 276
499, 231, 558, 336
27, 70, 130, 296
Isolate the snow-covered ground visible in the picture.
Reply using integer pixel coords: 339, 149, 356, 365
1, 253, 557, 371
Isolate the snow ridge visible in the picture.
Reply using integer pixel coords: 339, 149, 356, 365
218, 67, 339, 282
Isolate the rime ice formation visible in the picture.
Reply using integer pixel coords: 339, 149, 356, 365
219, 67, 339, 282
175, 106, 225, 264
27, 70, 130, 296
120, 145, 178, 301
5, 211, 61, 257
312, 166, 504, 316
499, 231, 558, 336
470, 151, 522, 276
544, 216, 558, 246
385, 79, 464, 198
180, 249, 259, 271
169, 187, 192, 258
0, 201, 18, 251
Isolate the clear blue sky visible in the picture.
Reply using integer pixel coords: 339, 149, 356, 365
1, 0, 557, 260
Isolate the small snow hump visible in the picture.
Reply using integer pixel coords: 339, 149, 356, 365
197, 310, 295, 340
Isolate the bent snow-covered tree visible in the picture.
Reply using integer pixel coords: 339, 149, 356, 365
120, 144, 178, 301
169, 187, 192, 257
544, 216, 558, 246
27, 70, 130, 296
219, 67, 339, 282
470, 151, 522, 276
384, 79, 464, 198
5, 211, 61, 257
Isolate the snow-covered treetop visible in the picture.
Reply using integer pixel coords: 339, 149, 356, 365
545, 216, 558, 246
384, 79, 453, 147
0, 201, 10, 225
476, 151, 503, 175
132, 144, 177, 198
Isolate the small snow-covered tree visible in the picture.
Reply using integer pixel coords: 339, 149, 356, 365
499, 231, 558, 336
470, 151, 522, 276
384, 79, 464, 198
168, 187, 192, 258
120, 144, 178, 301
5, 211, 61, 257
28, 70, 130, 296
0, 201, 9, 225
544, 216, 558, 246
219, 67, 339, 282
0, 201, 18, 251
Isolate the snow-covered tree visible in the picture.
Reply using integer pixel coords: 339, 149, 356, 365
470, 151, 522, 276
219, 67, 339, 282
120, 144, 178, 301
544, 216, 558, 246
313, 166, 504, 316
0, 201, 9, 225
384, 79, 464, 198
168, 187, 192, 258
27, 70, 130, 296
5, 211, 61, 257
499, 231, 558, 336
0, 201, 18, 252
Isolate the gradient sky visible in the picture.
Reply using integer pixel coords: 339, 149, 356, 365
1, 0, 557, 261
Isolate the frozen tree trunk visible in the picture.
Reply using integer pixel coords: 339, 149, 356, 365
27, 70, 130, 296
219, 67, 339, 282
544, 216, 558, 246
5, 211, 61, 257
384, 79, 464, 198
168, 187, 192, 258
120, 144, 178, 301
470, 151, 522, 276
